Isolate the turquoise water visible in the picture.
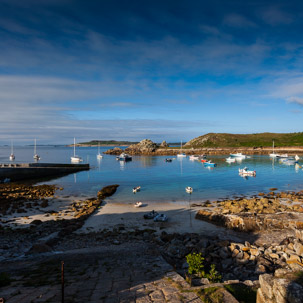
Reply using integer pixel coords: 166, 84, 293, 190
1, 145, 303, 203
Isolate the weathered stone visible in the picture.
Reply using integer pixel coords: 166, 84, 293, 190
294, 242, 303, 256
259, 274, 274, 300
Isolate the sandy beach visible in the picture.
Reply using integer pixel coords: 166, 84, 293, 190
79, 201, 224, 234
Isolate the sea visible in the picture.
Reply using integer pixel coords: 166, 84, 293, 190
1, 145, 303, 204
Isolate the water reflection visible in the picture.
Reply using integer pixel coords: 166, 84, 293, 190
139, 156, 154, 168
119, 160, 125, 171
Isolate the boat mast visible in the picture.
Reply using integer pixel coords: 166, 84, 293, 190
11, 140, 13, 154
34, 139, 36, 155
74, 138, 76, 157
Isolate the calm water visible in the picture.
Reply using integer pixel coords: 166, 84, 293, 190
1, 145, 303, 203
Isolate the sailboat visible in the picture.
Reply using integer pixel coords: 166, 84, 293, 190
177, 140, 186, 157
97, 142, 103, 159
33, 139, 40, 160
71, 138, 83, 163
269, 140, 279, 158
9, 140, 15, 161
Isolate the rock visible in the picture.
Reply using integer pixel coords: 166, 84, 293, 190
200, 278, 210, 285
126, 139, 158, 154
259, 274, 274, 300
28, 243, 52, 253
287, 282, 303, 303
30, 219, 42, 225
294, 242, 303, 256
256, 264, 267, 274
160, 141, 168, 148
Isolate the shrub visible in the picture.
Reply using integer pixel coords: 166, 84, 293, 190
206, 264, 222, 283
186, 252, 205, 277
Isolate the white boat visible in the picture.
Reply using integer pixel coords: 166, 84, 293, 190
185, 186, 193, 193
189, 155, 199, 160
295, 155, 300, 161
71, 138, 83, 163
279, 153, 288, 158
177, 141, 186, 158
239, 167, 256, 176
269, 140, 279, 158
97, 142, 103, 159
132, 186, 141, 193
116, 153, 132, 161
226, 157, 235, 163
9, 140, 15, 161
33, 139, 40, 160
230, 152, 246, 159
134, 201, 143, 208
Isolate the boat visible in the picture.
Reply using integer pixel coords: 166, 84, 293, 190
189, 155, 199, 160
269, 140, 279, 158
97, 142, 103, 159
226, 157, 235, 163
295, 155, 300, 161
185, 186, 193, 193
165, 158, 173, 162
9, 140, 15, 161
201, 158, 208, 163
116, 153, 132, 161
132, 186, 141, 193
71, 138, 83, 163
230, 152, 246, 159
143, 210, 159, 219
153, 214, 168, 222
239, 167, 256, 176
134, 201, 143, 208
279, 154, 288, 158
33, 139, 40, 160
177, 141, 186, 158
204, 160, 217, 167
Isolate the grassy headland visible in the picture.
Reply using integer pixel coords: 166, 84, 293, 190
184, 132, 303, 148
76, 140, 139, 146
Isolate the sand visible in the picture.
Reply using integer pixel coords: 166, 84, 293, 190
79, 201, 224, 235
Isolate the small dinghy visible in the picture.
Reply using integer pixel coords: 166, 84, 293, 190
165, 158, 173, 162
239, 167, 256, 176
204, 160, 217, 167
185, 186, 193, 193
143, 210, 159, 219
134, 201, 143, 208
132, 186, 141, 193
226, 157, 235, 163
153, 214, 168, 222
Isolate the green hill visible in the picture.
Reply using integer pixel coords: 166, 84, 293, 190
79, 140, 138, 146
184, 132, 303, 148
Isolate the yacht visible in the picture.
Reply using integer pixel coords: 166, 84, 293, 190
97, 142, 103, 159
33, 139, 40, 160
9, 140, 15, 161
177, 141, 186, 158
71, 138, 83, 163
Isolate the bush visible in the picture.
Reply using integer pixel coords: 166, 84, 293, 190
186, 253, 222, 283
186, 252, 205, 277
206, 264, 222, 283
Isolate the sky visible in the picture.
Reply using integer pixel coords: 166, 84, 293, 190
1, 0, 303, 144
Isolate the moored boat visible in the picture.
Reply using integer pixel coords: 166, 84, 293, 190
226, 157, 235, 163
239, 167, 256, 176
134, 201, 143, 208
116, 153, 132, 161
230, 152, 246, 159
132, 186, 141, 193
71, 138, 82, 163
204, 160, 217, 167
185, 186, 193, 193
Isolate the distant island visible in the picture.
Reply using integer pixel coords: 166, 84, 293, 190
74, 140, 139, 147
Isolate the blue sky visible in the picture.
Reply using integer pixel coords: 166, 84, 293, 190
0, 0, 303, 144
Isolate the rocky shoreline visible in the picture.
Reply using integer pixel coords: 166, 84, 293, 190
1, 184, 303, 302
104, 139, 303, 156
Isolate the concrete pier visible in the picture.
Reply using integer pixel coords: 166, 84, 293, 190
0, 163, 90, 182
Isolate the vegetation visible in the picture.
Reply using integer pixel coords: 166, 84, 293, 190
184, 132, 303, 148
197, 287, 224, 303
186, 253, 222, 283
224, 284, 257, 303
78, 140, 138, 146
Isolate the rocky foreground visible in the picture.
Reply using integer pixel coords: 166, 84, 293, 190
1, 185, 303, 302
